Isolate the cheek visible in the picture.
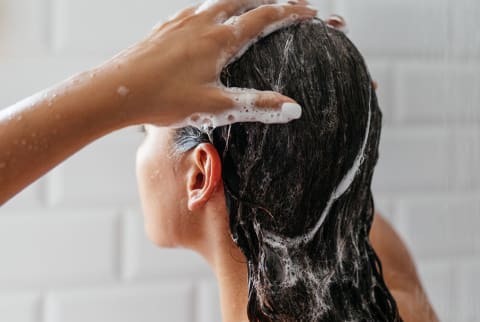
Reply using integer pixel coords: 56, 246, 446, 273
135, 141, 183, 247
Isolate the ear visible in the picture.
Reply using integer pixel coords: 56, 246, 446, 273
186, 143, 222, 212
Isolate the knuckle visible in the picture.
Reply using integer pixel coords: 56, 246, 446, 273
257, 5, 282, 21
198, 26, 235, 52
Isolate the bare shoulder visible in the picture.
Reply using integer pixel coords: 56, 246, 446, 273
370, 211, 440, 322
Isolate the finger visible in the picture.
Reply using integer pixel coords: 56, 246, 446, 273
287, 0, 310, 5
169, 3, 202, 21
151, 4, 201, 31
326, 14, 348, 33
168, 87, 301, 129
207, 87, 302, 127
224, 4, 316, 63
197, 0, 276, 23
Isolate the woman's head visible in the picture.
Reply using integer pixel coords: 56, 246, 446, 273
136, 18, 401, 321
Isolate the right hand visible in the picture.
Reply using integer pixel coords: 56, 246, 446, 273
98, 0, 318, 128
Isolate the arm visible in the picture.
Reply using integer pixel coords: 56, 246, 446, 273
370, 211, 440, 322
0, 1, 317, 205
0, 67, 135, 204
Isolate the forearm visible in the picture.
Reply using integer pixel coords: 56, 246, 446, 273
0, 65, 134, 204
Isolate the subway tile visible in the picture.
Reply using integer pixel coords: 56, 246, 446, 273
0, 0, 49, 58
122, 212, 212, 280
372, 127, 449, 193
0, 210, 119, 288
372, 196, 395, 223
0, 292, 41, 322
396, 196, 480, 260
308, 0, 334, 17
455, 261, 480, 322
51, 0, 196, 56
450, 0, 480, 58
197, 279, 222, 322
0, 57, 104, 109
395, 63, 480, 124
335, 0, 448, 57
448, 127, 480, 190
48, 127, 144, 208
0, 177, 46, 211
45, 282, 194, 322
368, 61, 394, 125
416, 260, 455, 322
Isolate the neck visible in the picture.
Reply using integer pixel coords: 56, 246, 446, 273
194, 202, 249, 322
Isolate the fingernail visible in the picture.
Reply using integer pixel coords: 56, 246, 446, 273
288, 0, 310, 5
326, 14, 349, 33
282, 102, 302, 119
328, 14, 346, 27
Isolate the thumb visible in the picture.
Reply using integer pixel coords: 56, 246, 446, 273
169, 87, 302, 129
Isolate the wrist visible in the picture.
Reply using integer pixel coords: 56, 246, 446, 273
70, 64, 143, 131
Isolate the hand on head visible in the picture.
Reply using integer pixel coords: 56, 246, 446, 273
104, 0, 317, 128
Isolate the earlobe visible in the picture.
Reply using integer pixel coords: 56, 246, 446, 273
186, 143, 222, 211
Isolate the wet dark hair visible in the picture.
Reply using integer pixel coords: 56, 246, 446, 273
173, 18, 402, 321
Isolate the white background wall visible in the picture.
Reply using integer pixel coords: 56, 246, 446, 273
0, 0, 478, 321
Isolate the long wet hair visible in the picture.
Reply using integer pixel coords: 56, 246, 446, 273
172, 18, 402, 321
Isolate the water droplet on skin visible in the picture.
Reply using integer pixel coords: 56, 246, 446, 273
31, 133, 37, 137
0, 162, 6, 169
55, 114, 61, 120
21, 140, 26, 145
117, 85, 130, 97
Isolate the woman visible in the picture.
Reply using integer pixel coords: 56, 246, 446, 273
0, 0, 436, 320
136, 17, 439, 322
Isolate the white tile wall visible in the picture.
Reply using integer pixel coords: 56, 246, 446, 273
395, 63, 480, 124
0, 0, 49, 58
335, 0, 449, 57
45, 282, 195, 322
0, 210, 119, 289
1, 0, 479, 321
49, 128, 143, 208
0, 292, 41, 322
372, 127, 450, 192
122, 211, 212, 280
